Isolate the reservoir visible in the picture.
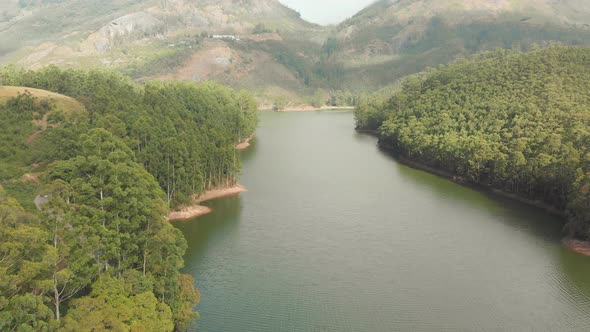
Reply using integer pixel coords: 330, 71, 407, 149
176, 111, 590, 331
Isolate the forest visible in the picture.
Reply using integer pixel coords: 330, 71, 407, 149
0, 66, 257, 330
355, 46, 590, 239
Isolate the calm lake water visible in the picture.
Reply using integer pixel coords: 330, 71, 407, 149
175, 111, 590, 331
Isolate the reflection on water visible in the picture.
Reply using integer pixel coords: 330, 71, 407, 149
390, 154, 565, 242
559, 248, 590, 300
238, 136, 258, 163
176, 111, 590, 332
175, 196, 244, 273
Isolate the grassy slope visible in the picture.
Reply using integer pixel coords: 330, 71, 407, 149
0, 86, 86, 209
0, 0, 156, 57
0, 86, 85, 112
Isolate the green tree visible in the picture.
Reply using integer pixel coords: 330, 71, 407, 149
62, 275, 174, 332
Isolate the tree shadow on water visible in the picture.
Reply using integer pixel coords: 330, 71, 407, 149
173, 195, 244, 270
375, 144, 566, 241
557, 248, 590, 311
238, 136, 258, 163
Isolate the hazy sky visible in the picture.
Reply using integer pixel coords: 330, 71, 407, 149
279, 0, 377, 25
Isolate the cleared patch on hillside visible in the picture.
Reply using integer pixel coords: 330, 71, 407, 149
159, 39, 307, 104
0, 86, 86, 145
161, 40, 236, 81
0, 86, 85, 114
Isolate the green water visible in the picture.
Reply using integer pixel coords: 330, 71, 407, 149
175, 111, 590, 331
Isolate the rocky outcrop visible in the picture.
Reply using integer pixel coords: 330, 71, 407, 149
83, 12, 164, 54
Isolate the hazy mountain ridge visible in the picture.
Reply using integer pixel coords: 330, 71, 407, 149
3, 0, 590, 103
0, 0, 314, 61
326, 0, 590, 89
344, 0, 590, 30
0, 0, 326, 104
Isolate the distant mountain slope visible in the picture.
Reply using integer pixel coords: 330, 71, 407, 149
326, 0, 590, 89
0, 0, 325, 104
4, 0, 590, 102
0, 0, 314, 56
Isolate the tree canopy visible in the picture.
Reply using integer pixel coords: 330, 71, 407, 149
0, 66, 256, 330
355, 46, 590, 239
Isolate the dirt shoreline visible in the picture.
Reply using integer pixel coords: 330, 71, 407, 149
168, 205, 212, 221
259, 105, 354, 112
168, 184, 247, 221
236, 134, 255, 150
194, 184, 247, 203
563, 239, 590, 257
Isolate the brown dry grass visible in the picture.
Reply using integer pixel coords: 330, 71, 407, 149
0, 86, 85, 144
0, 86, 84, 114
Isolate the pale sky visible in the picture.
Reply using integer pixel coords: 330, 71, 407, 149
279, 0, 377, 25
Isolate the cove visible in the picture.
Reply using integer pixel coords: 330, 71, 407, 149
175, 111, 590, 331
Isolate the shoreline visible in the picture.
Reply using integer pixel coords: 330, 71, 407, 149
377, 142, 566, 218
168, 184, 247, 221
236, 133, 255, 150
194, 184, 247, 204
563, 239, 590, 257
356, 129, 584, 251
168, 205, 212, 221
362, 129, 567, 218
355, 128, 378, 135
259, 105, 354, 112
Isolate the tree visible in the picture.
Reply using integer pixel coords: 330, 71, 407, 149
62, 275, 174, 332
0, 189, 58, 330
0, 67, 249, 329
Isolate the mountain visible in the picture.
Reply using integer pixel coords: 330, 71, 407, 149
0, 0, 326, 104
3, 0, 590, 103
324, 0, 590, 89
0, 0, 314, 58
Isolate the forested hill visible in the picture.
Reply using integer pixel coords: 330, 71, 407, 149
355, 46, 590, 239
0, 66, 257, 330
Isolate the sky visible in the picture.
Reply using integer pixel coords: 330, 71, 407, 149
279, 0, 377, 25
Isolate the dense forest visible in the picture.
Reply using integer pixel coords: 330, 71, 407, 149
355, 46, 590, 239
0, 67, 257, 330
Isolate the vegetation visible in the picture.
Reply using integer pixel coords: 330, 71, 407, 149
252, 23, 273, 34
355, 46, 590, 238
3, 1, 590, 328
0, 65, 258, 206
0, 66, 257, 330
123, 40, 201, 79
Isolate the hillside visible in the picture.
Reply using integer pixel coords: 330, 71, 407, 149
355, 46, 590, 239
4, 0, 590, 103
0, 0, 315, 59
0, 67, 257, 329
325, 0, 590, 89
0, 0, 326, 104
0, 86, 87, 210
0, 86, 85, 110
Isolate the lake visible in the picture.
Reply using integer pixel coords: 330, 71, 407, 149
175, 111, 590, 331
